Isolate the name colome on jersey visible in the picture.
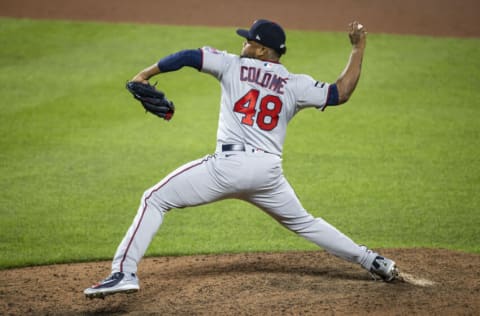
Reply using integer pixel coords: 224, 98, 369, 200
240, 65, 288, 95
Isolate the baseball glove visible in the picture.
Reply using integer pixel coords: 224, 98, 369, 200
126, 81, 175, 121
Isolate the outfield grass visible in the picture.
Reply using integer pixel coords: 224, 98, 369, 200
0, 18, 479, 269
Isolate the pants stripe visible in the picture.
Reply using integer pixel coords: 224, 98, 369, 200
119, 156, 211, 272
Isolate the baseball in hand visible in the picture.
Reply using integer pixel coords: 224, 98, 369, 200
357, 23, 363, 30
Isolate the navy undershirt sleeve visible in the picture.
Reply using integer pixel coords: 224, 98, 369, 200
157, 49, 202, 72
326, 83, 339, 105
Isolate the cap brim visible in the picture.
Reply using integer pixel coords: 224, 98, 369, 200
236, 29, 250, 39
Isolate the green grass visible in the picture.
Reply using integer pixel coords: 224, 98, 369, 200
0, 18, 479, 269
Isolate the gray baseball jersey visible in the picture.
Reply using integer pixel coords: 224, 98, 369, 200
111, 47, 377, 275
201, 46, 329, 156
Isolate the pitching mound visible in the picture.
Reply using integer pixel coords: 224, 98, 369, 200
1, 248, 479, 315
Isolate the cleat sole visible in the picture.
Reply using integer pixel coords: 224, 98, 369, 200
85, 288, 139, 299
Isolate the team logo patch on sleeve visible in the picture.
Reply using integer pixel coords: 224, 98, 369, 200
203, 46, 223, 55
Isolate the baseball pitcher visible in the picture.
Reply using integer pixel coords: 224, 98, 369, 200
84, 19, 399, 299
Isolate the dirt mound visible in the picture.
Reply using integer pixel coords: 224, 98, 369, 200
1, 249, 479, 315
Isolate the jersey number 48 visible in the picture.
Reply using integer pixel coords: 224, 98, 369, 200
233, 89, 283, 131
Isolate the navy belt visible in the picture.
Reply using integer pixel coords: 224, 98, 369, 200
222, 144, 245, 152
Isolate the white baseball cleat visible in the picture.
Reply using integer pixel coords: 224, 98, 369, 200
84, 272, 139, 299
369, 256, 399, 282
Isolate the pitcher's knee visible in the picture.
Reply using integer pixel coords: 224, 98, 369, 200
140, 188, 170, 214
280, 214, 319, 233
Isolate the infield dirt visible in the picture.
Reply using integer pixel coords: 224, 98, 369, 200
1, 0, 479, 315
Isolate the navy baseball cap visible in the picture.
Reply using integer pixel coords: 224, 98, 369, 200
236, 19, 287, 55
